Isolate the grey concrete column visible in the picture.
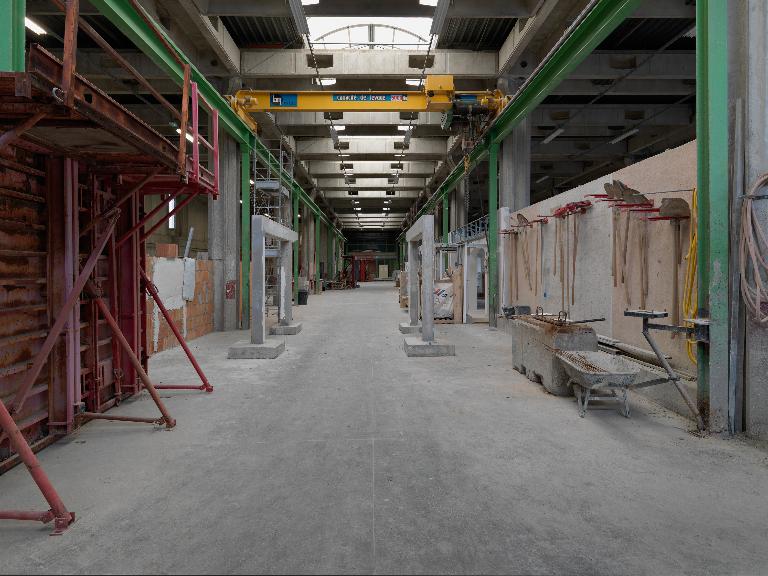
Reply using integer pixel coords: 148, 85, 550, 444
421, 216, 435, 342
500, 116, 531, 211
742, 0, 768, 438
279, 238, 293, 325
455, 180, 467, 228
251, 216, 266, 345
408, 241, 420, 327
208, 132, 240, 331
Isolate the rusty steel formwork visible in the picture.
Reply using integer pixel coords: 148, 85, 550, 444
0, 0, 216, 535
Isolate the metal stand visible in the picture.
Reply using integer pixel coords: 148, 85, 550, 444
624, 310, 708, 431
139, 268, 214, 393
572, 383, 631, 418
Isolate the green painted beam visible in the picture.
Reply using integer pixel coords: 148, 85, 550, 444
398, 0, 642, 241
487, 143, 499, 327
0, 0, 25, 72
696, 0, 729, 432
240, 147, 250, 327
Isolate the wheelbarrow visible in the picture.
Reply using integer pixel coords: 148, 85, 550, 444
555, 350, 641, 418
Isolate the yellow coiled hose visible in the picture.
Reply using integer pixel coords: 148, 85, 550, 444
682, 188, 698, 364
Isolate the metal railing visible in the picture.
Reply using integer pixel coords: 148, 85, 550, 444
450, 215, 488, 244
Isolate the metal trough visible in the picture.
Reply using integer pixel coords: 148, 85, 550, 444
555, 350, 641, 418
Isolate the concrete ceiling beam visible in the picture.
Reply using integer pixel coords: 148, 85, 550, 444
241, 49, 498, 79
504, 52, 695, 83
322, 190, 420, 199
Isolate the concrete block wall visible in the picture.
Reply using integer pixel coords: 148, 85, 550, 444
500, 141, 697, 374
145, 256, 215, 355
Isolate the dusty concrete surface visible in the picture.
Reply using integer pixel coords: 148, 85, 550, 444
1, 283, 767, 575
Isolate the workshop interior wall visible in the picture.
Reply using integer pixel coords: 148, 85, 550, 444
502, 141, 697, 372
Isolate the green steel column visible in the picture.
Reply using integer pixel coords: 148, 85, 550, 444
0, 0, 26, 72
488, 142, 499, 328
314, 213, 321, 293
240, 147, 250, 327
696, 0, 730, 431
292, 192, 299, 300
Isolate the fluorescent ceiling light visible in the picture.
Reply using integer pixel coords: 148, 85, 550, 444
302, 0, 320, 4
339, 153, 351, 157
176, 128, 194, 143
609, 128, 640, 145
316, 78, 336, 86
542, 128, 564, 145
405, 79, 422, 87
397, 125, 411, 131
352, 200, 360, 204
384, 199, 391, 204
383, 207, 390, 211
354, 207, 362, 211
332, 124, 346, 131
25, 17, 46, 35
419, 0, 439, 5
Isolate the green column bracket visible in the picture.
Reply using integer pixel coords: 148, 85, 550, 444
327, 223, 333, 278
488, 142, 499, 328
696, 0, 729, 431
293, 192, 299, 301
240, 147, 250, 327
0, 0, 25, 72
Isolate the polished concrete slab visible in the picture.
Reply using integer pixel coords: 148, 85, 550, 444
1, 283, 767, 574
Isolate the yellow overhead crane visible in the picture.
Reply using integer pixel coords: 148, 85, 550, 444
229, 75, 506, 131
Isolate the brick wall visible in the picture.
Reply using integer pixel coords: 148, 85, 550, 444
146, 257, 214, 355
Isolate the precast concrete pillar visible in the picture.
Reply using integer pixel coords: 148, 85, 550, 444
500, 117, 531, 211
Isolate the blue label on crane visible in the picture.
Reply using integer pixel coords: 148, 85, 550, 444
270, 93, 298, 107
332, 94, 409, 102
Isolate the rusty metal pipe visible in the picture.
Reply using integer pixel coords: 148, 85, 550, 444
0, 510, 54, 522
80, 169, 162, 238
139, 267, 213, 393
79, 412, 163, 425
140, 192, 197, 242
88, 286, 176, 429
10, 214, 119, 415
61, 0, 79, 108
0, 398, 75, 534
115, 187, 186, 248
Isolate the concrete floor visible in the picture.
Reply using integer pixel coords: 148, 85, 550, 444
1, 283, 768, 575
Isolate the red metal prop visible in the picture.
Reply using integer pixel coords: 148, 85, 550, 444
139, 268, 214, 393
